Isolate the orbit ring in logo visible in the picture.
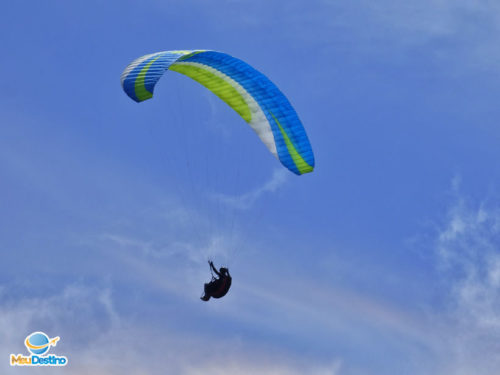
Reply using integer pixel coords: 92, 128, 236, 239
25, 332, 59, 356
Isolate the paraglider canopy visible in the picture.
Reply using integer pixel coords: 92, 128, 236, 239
121, 50, 315, 175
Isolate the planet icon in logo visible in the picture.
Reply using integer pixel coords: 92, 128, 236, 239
25, 332, 59, 356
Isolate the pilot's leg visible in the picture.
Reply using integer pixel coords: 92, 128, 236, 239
201, 283, 211, 301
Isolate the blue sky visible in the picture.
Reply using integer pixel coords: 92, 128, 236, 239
1, 1, 500, 374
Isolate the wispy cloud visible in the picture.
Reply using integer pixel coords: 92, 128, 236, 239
66, 196, 441, 374
0, 283, 120, 374
326, 0, 500, 72
212, 168, 288, 210
188, 0, 500, 72
181, 358, 342, 375
0, 282, 343, 375
432, 178, 500, 374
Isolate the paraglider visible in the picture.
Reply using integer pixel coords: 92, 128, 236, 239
120, 50, 315, 175
121, 50, 315, 300
200, 260, 232, 301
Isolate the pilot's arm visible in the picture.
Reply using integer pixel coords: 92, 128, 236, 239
209, 261, 221, 277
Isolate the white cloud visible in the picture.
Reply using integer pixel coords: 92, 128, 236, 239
0, 283, 120, 375
0, 283, 343, 375
182, 358, 342, 375
432, 179, 500, 374
188, 0, 500, 72
331, 0, 500, 72
57, 195, 442, 375
212, 168, 288, 210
